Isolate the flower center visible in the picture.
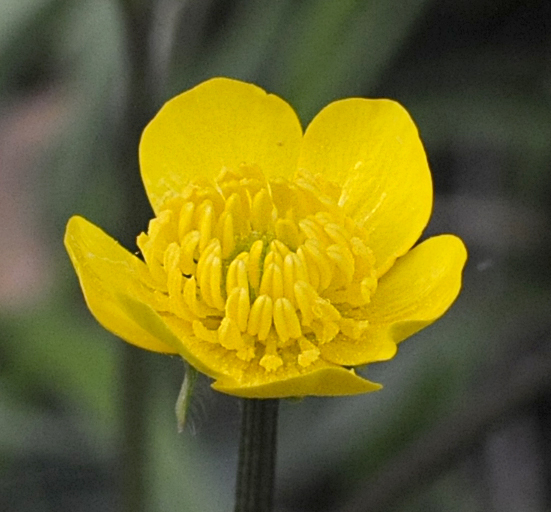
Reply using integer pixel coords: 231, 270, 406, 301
137, 164, 378, 371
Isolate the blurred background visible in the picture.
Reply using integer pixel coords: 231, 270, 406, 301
1, 0, 551, 511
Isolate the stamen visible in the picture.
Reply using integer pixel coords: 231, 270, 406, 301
294, 280, 316, 326
282, 253, 307, 305
259, 334, 283, 371
270, 179, 293, 217
198, 200, 214, 252
299, 217, 329, 244
303, 239, 333, 291
273, 297, 302, 343
179, 230, 200, 275
275, 218, 301, 250
178, 201, 195, 240
218, 317, 243, 351
247, 295, 273, 340
263, 246, 283, 271
247, 239, 264, 293
193, 320, 218, 343
251, 188, 273, 232
183, 276, 209, 318
271, 240, 291, 259
224, 193, 245, 236
196, 238, 220, 282
219, 212, 235, 259
226, 257, 249, 296
208, 254, 225, 310
326, 244, 355, 286
361, 276, 377, 303
259, 262, 284, 299
298, 336, 320, 367
226, 287, 250, 332
324, 222, 350, 247
340, 318, 369, 339
297, 246, 319, 290
140, 167, 379, 373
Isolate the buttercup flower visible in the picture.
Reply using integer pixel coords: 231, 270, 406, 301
65, 78, 466, 398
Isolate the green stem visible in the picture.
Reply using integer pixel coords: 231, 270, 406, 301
234, 399, 280, 512
117, 4, 156, 512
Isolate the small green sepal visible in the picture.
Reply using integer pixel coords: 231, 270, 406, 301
175, 362, 199, 433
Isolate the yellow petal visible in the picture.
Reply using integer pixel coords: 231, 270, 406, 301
319, 334, 397, 367
298, 98, 433, 276
161, 315, 262, 382
323, 235, 466, 366
140, 77, 303, 213
64, 216, 178, 354
118, 296, 224, 379
212, 365, 381, 398
367, 234, 466, 332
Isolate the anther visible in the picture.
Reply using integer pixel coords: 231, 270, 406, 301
247, 295, 273, 340
247, 239, 264, 292
259, 262, 284, 299
251, 188, 273, 232
198, 200, 214, 252
226, 287, 250, 332
273, 297, 302, 343
179, 230, 200, 275
178, 201, 195, 240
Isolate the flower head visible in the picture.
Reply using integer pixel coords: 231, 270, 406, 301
65, 78, 466, 398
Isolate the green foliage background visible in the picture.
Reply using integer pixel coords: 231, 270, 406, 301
1, 1, 551, 511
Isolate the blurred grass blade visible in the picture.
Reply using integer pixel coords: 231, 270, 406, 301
278, 0, 436, 120
0, 0, 54, 55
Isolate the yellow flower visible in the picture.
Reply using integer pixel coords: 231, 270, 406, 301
64, 78, 466, 398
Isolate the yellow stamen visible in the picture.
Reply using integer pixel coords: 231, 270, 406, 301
247, 239, 264, 292
179, 230, 200, 276
178, 201, 195, 240
259, 262, 284, 299
259, 334, 283, 371
251, 188, 273, 232
226, 286, 250, 332
273, 297, 301, 343
198, 200, 214, 252
298, 337, 320, 367
138, 166, 379, 371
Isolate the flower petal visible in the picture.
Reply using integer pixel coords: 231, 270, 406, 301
117, 296, 225, 379
64, 216, 178, 354
298, 98, 433, 276
366, 234, 467, 332
140, 77, 303, 213
322, 235, 466, 366
319, 334, 397, 367
212, 365, 381, 398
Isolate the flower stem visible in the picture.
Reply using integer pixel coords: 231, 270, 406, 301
234, 399, 279, 512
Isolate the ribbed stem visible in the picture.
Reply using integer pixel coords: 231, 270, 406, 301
234, 399, 279, 512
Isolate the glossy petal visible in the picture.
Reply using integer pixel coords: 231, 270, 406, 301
321, 235, 467, 366
319, 334, 397, 367
64, 216, 178, 354
116, 297, 225, 379
212, 365, 381, 398
299, 98, 432, 276
140, 77, 303, 213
